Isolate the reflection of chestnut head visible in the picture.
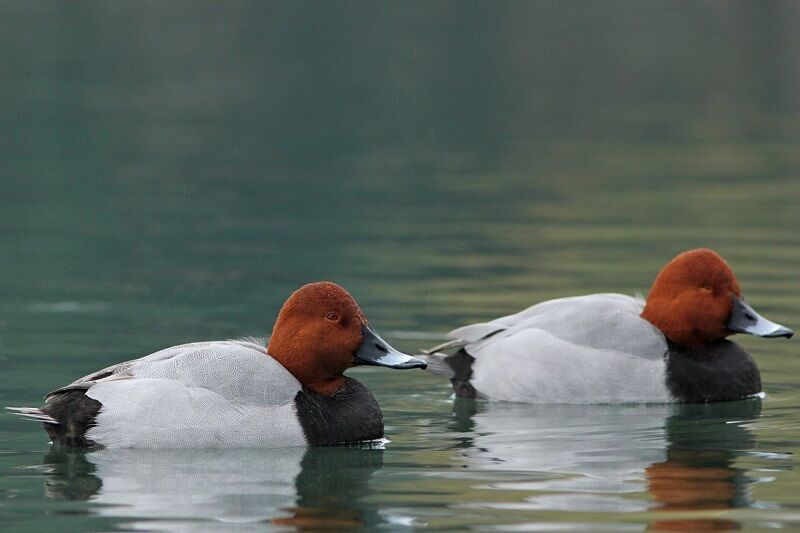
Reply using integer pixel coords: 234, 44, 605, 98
272, 446, 384, 530
646, 449, 736, 509
648, 518, 742, 531
645, 400, 762, 531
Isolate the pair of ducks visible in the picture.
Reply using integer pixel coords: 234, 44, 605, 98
9, 248, 793, 448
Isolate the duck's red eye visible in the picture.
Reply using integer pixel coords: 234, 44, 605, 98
326, 312, 339, 322
700, 284, 712, 292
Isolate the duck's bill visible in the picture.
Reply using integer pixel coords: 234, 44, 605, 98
354, 324, 428, 369
727, 296, 794, 338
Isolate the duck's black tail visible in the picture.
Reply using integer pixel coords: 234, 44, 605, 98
7, 390, 101, 447
6, 406, 59, 424
417, 349, 479, 399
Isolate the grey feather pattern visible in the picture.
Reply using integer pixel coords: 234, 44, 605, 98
436, 294, 672, 403
42, 339, 307, 448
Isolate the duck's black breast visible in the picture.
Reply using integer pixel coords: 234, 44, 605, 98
665, 340, 762, 403
40, 390, 102, 447
294, 377, 384, 446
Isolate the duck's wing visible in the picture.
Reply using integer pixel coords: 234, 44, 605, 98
423, 295, 672, 403
463, 295, 671, 403
45, 361, 137, 398
77, 340, 305, 448
72, 339, 302, 406
44, 341, 224, 398
445, 294, 665, 359
423, 312, 521, 354
9, 340, 307, 448
432, 295, 627, 351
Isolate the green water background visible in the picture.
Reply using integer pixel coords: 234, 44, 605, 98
1, 1, 799, 530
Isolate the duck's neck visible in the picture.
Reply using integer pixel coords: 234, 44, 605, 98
641, 310, 714, 349
267, 348, 346, 396
303, 375, 347, 396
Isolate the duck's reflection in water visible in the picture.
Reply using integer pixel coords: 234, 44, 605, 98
451, 397, 768, 530
274, 447, 384, 530
43, 445, 384, 531
453, 401, 673, 499
645, 400, 761, 531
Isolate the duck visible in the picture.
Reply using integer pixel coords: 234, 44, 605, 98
8, 281, 427, 448
424, 249, 792, 403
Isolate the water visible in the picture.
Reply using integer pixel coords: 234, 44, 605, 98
2, 1, 800, 530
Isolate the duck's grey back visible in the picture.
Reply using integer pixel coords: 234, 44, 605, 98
82, 340, 307, 448
452, 294, 667, 359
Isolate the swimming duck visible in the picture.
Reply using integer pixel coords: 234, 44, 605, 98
8, 282, 427, 447
425, 249, 792, 403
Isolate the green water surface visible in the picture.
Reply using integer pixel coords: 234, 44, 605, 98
2, 1, 800, 531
